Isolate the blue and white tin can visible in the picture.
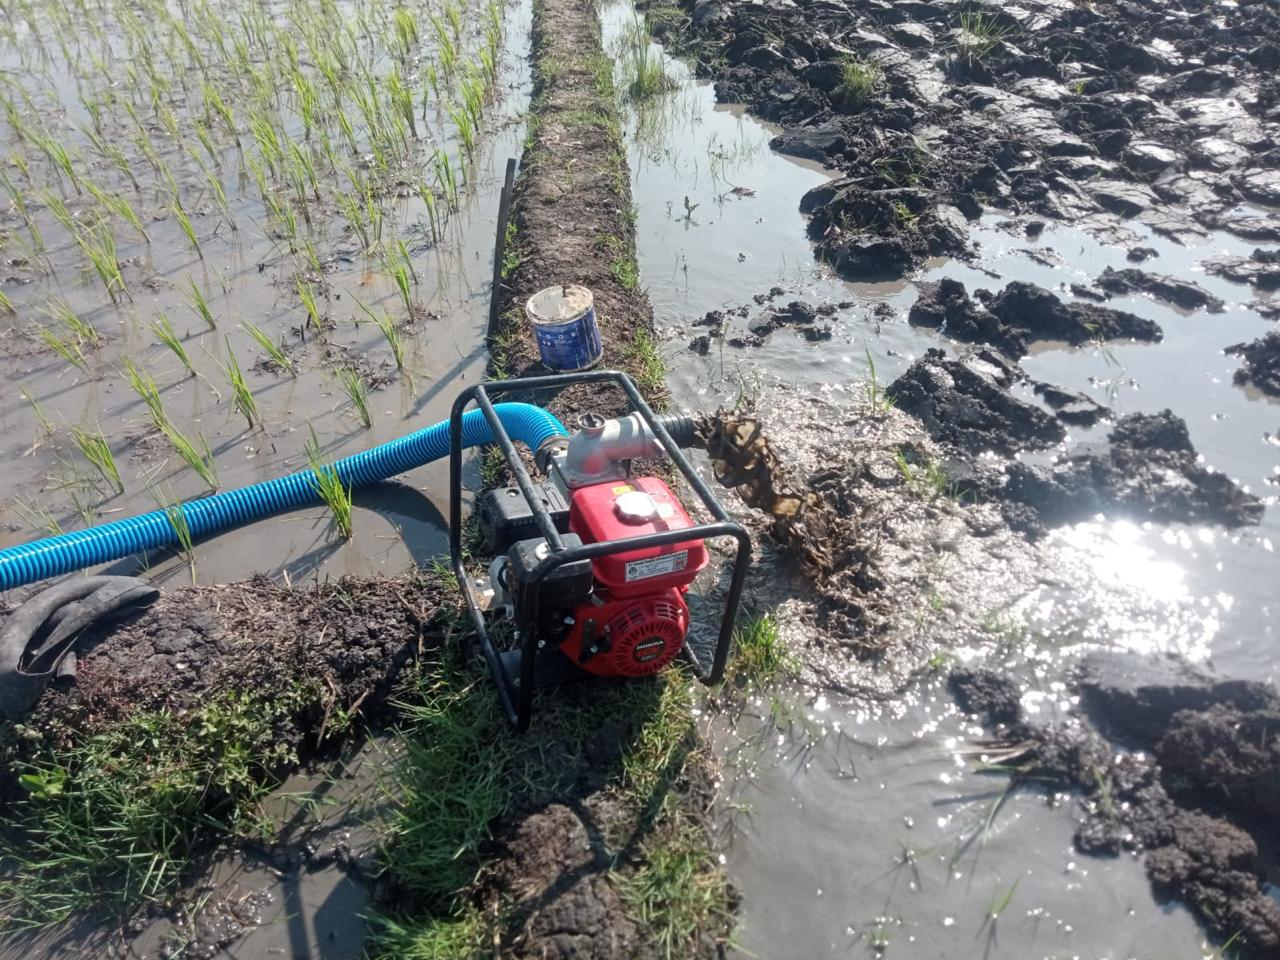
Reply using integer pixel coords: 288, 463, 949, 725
526, 284, 603, 372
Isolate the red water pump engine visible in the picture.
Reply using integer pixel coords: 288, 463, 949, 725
561, 477, 707, 676
479, 474, 708, 679
453, 372, 749, 729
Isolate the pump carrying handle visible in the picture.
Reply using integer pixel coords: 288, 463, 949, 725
448, 370, 752, 731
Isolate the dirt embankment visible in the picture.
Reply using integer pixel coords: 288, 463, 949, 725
495, 0, 663, 417
649, 0, 1279, 278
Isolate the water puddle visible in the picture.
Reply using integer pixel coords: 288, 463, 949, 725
718, 689, 1212, 959
603, 2, 1278, 956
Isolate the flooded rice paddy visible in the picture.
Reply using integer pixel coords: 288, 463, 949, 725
0, 0, 533, 589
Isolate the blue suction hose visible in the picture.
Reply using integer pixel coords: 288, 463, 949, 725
0, 403, 566, 591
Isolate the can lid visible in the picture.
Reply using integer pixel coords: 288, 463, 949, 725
527, 284, 593, 323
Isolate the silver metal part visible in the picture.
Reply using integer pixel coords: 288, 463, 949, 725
555, 412, 665, 489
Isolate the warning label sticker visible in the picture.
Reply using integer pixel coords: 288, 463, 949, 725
625, 550, 688, 582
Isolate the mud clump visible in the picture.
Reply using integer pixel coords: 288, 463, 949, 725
484, 803, 643, 960
1031, 382, 1111, 427
1206, 249, 1280, 291
976, 409, 1264, 535
1092, 267, 1225, 313
947, 668, 1021, 726
909, 280, 1161, 359
884, 348, 1065, 455
975, 281, 1162, 357
1226, 331, 1280, 396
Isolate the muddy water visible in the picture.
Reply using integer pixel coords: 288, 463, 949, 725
0, 0, 532, 593
603, 1, 1278, 956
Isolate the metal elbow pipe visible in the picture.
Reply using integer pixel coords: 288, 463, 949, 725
556, 412, 697, 488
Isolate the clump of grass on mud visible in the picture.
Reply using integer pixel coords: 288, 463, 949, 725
620, 16, 673, 103
838, 55, 881, 105
729, 613, 794, 689
0, 688, 320, 928
957, 9, 1014, 64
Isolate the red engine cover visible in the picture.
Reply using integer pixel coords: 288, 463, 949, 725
561, 588, 689, 677
568, 476, 708, 598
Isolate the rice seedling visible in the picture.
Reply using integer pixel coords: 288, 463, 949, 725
434, 150, 459, 209
75, 224, 127, 302
37, 326, 90, 373
123, 358, 166, 427
838, 56, 881, 105
182, 277, 217, 329
33, 133, 81, 194
84, 181, 149, 241
385, 246, 415, 317
296, 279, 323, 329
242, 319, 294, 375
159, 421, 218, 490
221, 338, 260, 429
337, 367, 372, 428
358, 299, 406, 370
304, 426, 353, 540
148, 314, 195, 377
45, 297, 99, 346
418, 181, 442, 242
864, 348, 894, 414
0, 289, 12, 314
161, 498, 197, 583
71, 425, 123, 493
171, 201, 202, 259
14, 499, 64, 537
20, 384, 53, 439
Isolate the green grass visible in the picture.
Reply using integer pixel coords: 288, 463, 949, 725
338, 367, 372, 428
729, 614, 793, 688
611, 255, 640, 291
620, 17, 671, 103
957, 9, 1013, 63
0, 688, 320, 928
70, 425, 123, 493
617, 823, 732, 960
626, 327, 666, 399
305, 427, 353, 540
838, 56, 881, 105
864, 348, 894, 414
894, 447, 951, 500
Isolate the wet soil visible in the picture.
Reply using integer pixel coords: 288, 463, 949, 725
0, 572, 444, 802
652, 0, 1280, 278
958, 651, 1280, 956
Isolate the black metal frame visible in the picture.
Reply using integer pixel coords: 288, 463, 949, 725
449, 371, 752, 730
